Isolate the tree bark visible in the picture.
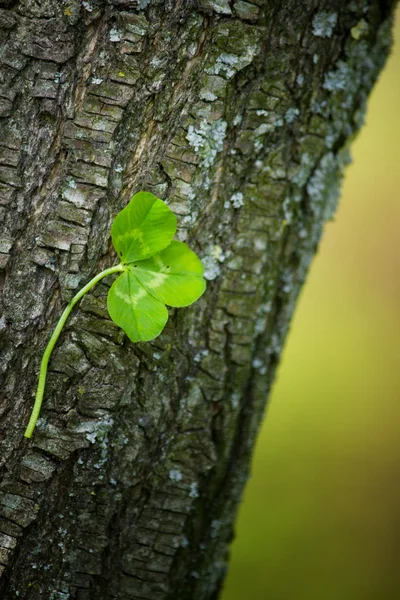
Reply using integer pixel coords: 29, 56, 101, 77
0, 1, 396, 598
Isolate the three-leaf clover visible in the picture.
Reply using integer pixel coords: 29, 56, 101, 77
24, 191, 206, 438
108, 191, 206, 342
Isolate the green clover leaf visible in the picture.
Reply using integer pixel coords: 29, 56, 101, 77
107, 270, 169, 343
127, 241, 206, 308
111, 191, 177, 263
108, 193, 206, 342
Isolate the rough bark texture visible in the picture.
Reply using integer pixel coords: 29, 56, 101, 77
0, 0, 396, 598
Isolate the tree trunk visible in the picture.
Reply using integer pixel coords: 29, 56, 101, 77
0, 1, 396, 598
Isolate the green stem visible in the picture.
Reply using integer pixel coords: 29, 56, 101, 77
24, 264, 125, 439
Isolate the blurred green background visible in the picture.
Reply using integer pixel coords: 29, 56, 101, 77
222, 10, 400, 600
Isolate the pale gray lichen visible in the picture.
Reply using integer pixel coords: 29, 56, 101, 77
230, 192, 244, 209
311, 99, 327, 115
291, 152, 314, 186
323, 60, 351, 92
150, 57, 163, 69
254, 124, 270, 136
109, 28, 122, 42
200, 89, 218, 102
208, 53, 239, 78
298, 227, 308, 239
231, 392, 240, 409
353, 100, 367, 129
194, 349, 209, 363
252, 357, 263, 369
180, 536, 189, 548
82, 1, 93, 11
281, 269, 293, 294
210, 520, 225, 540
189, 482, 199, 498
258, 115, 283, 134
307, 153, 335, 204
206, 42, 259, 79
282, 196, 294, 224
285, 107, 300, 123
169, 469, 183, 482
202, 244, 226, 280
254, 138, 263, 152
268, 332, 283, 355
312, 11, 338, 38
84, 416, 114, 445
253, 235, 267, 251
306, 151, 347, 221
186, 119, 227, 168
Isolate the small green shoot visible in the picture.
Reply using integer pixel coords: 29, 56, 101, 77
24, 191, 206, 438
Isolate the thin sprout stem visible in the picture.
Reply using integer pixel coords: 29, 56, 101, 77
24, 264, 125, 439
